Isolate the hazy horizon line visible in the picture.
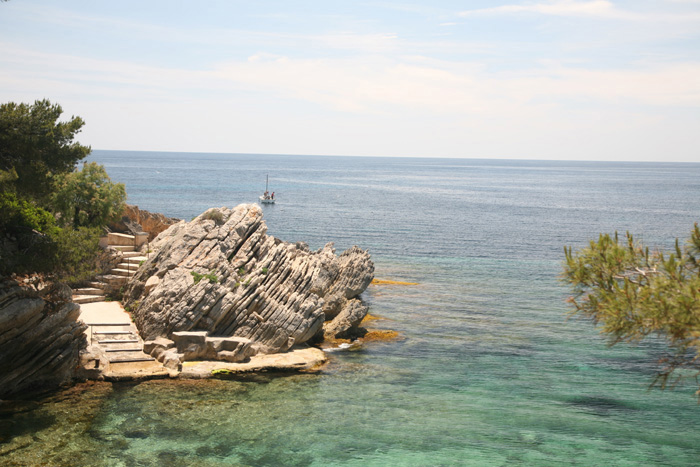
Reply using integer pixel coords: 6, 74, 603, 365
91, 148, 700, 165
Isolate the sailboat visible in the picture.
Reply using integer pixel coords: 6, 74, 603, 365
259, 175, 275, 204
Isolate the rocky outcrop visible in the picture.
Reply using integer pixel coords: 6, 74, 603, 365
0, 278, 88, 399
122, 204, 373, 363
109, 204, 180, 241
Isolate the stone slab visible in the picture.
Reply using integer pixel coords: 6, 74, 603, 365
178, 347, 327, 378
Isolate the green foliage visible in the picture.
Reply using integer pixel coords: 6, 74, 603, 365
0, 191, 59, 237
201, 209, 224, 224
0, 167, 17, 187
51, 226, 103, 284
191, 271, 204, 284
191, 270, 218, 284
563, 225, 700, 395
0, 191, 59, 276
0, 99, 90, 202
51, 161, 126, 228
0, 100, 124, 282
262, 267, 268, 275
244, 278, 251, 287
1, 219, 102, 282
237, 267, 245, 276
205, 271, 219, 283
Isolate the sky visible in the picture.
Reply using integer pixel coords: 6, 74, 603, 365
1, 0, 699, 162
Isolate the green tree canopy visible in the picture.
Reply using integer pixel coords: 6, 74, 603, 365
51, 161, 126, 229
0, 99, 125, 283
0, 99, 90, 201
563, 226, 700, 395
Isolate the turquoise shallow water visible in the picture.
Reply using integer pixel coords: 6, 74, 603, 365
2, 152, 700, 466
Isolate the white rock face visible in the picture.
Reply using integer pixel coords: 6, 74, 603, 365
123, 204, 374, 358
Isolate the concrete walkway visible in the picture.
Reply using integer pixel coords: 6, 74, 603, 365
79, 301, 167, 380
79, 301, 132, 325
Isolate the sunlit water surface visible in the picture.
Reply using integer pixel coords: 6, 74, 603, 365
2, 152, 699, 466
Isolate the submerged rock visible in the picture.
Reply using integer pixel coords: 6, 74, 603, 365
0, 278, 87, 399
123, 204, 373, 362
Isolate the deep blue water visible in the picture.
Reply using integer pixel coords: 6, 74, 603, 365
3, 151, 700, 466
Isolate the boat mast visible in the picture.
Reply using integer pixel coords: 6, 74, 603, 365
266, 175, 269, 192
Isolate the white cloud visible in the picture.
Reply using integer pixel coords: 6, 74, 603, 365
4, 42, 699, 118
213, 55, 700, 116
459, 1, 620, 19
458, 0, 700, 22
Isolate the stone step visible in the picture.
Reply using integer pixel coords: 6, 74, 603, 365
121, 250, 142, 258
103, 344, 145, 352
124, 256, 148, 265
98, 339, 139, 344
96, 274, 129, 286
87, 282, 105, 290
108, 355, 156, 363
111, 245, 135, 252
88, 323, 132, 330
73, 295, 105, 304
74, 287, 105, 296
117, 262, 140, 270
110, 268, 136, 277
90, 328, 133, 337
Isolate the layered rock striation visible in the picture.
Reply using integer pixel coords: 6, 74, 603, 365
0, 278, 87, 399
123, 204, 373, 364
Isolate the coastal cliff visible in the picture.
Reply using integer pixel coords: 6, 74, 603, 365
0, 278, 87, 399
123, 204, 374, 365
109, 204, 180, 241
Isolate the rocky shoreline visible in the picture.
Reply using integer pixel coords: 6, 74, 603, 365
1, 203, 378, 399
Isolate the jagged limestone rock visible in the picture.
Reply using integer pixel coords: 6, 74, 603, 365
323, 299, 369, 340
123, 204, 374, 358
0, 278, 87, 399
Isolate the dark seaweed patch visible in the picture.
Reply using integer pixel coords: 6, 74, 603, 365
565, 395, 639, 416
123, 429, 149, 439
195, 442, 233, 458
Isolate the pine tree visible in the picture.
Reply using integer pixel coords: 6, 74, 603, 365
563, 225, 700, 395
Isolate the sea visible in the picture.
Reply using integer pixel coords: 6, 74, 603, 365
2, 150, 700, 466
